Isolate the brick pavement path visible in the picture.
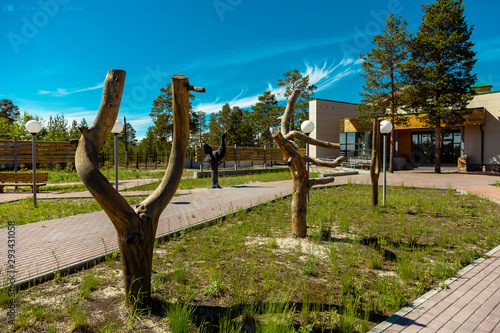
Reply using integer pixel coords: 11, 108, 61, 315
0, 178, 160, 203
0, 179, 294, 287
1, 170, 500, 331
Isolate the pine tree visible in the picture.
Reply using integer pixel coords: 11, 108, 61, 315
150, 83, 197, 155
121, 122, 138, 150
251, 91, 281, 147
358, 14, 411, 173
69, 120, 80, 139
407, 0, 477, 173
0, 99, 20, 124
44, 114, 69, 141
277, 69, 317, 130
207, 112, 222, 146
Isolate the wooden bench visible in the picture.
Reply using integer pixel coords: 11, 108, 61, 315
0, 172, 48, 193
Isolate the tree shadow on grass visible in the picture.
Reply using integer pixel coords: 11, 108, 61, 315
148, 298, 392, 333
323, 236, 432, 262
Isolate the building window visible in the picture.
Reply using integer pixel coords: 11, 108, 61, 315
411, 130, 461, 163
340, 132, 372, 157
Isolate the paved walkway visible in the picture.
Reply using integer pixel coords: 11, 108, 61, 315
0, 178, 161, 203
1, 170, 500, 331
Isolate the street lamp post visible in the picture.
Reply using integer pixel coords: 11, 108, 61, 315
301, 120, 315, 202
25, 120, 42, 207
111, 121, 124, 191
380, 120, 393, 205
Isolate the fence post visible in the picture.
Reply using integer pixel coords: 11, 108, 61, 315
136, 152, 139, 169
264, 145, 267, 170
145, 154, 148, 169
13, 136, 18, 172
234, 144, 237, 171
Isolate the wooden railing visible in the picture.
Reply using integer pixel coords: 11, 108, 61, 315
195, 146, 306, 163
0, 139, 77, 164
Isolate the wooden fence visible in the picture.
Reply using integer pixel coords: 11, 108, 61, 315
195, 146, 306, 163
0, 139, 77, 165
0, 139, 306, 169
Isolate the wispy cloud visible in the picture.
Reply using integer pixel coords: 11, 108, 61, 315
37, 83, 104, 97
193, 58, 361, 114
184, 35, 353, 71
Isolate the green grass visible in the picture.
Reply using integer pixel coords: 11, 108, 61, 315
41, 183, 89, 192
2, 184, 499, 332
44, 167, 167, 184
125, 169, 317, 191
0, 169, 312, 229
0, 196, 146, 228
79, 271, 101, 299
163, 302, 195, 333
4, 167, 299, 193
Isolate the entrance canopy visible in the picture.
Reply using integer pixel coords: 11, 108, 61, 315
341, 107, 485, 133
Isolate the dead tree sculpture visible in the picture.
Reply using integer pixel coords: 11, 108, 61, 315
202, 132, 227, 188
273, 89, 346, 238
75, 70, 205, 306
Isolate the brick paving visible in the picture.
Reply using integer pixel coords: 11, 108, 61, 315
1, 170, 500, 331
0, 178, 295, 287
0, 178, 160, 203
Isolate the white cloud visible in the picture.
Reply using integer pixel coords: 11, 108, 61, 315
192, 58, 361, 114
37, 83, 104, 97
183, 35, 353, 71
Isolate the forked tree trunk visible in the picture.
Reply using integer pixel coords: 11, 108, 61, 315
273, 90, 345, 238
75, 70, 204, 306
273, 129, 309, 237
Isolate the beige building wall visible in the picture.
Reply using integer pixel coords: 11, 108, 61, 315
309, 99, 358, 159
465, 91, 500, 167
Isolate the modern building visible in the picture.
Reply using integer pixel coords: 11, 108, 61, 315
308, 84, 500, 170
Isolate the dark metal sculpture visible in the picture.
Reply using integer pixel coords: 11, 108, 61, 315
202, 133, 226, 188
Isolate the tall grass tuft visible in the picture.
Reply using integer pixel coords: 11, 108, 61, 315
164, 302, 195, 333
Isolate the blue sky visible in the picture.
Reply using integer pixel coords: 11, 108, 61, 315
1, 0, 499, 139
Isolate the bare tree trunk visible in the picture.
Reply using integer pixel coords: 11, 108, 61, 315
292, 177, 309, 237
370, 119, 381, 207
75, 71, 204, 307
389, 118, 395, 173
435, 126, 441, 173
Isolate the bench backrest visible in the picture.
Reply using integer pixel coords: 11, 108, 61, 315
0, 172, 49, 183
